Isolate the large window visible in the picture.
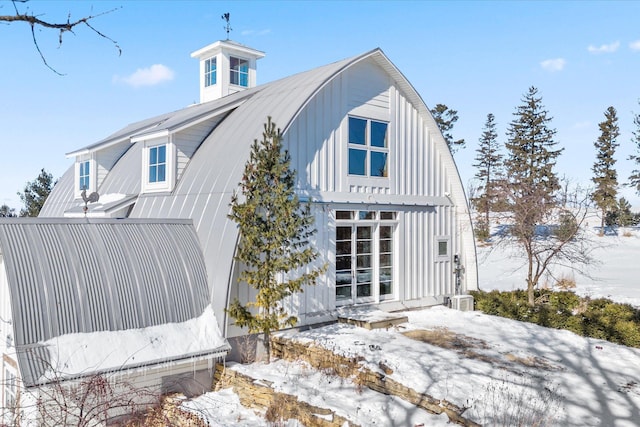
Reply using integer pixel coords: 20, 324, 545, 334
205, 57, 216, 87
230, 56, 249, 87
79, 160, 90, 190
348, 117, 389, 177
335, 210, 396, 305
149, 144, 166, 183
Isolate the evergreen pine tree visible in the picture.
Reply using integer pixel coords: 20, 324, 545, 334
503, 86, 564, 306
472, 113, 502, 236
227, 117, 325, 361
18, 168, 54, 217
430, 103, 465, 153
628, 103, 640, 195
0, 204, 16, 217
591, 106, 620, 232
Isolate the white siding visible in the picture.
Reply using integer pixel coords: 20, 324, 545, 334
96, 142, 130, 191
175, 121, 216, 180
279, 58, 473, 323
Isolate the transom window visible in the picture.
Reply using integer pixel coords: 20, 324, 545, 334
79, 160, 90, 190
348, 117, 389, 177
149, 145, 166, 183
335, 210, 397, 305
205, 57, 217, 87
230, 56, 249, 87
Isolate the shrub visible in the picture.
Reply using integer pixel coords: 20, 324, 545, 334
474, 218, 490, 242
471, 290, 640, 348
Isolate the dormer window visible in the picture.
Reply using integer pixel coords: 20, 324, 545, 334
149, 145, 167, 183
348, 117, 389, 177
75, 157, 96, 197
140, 137, 174, 194
230, 56, 249, 87
79, 160, 90, 190
204, 57, 216, 87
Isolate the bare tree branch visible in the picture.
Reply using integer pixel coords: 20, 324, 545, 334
1, 0, 121, 74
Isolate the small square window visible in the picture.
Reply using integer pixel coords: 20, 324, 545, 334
358, 211, 376, 220
230, 57, 249, 87
438, 240, 449, 257
370, 151, 388, 177
335, 210, 353, 220
380, 212, 396, 220
370, 121, 388, 148
348, 148, 367, 175
349, 117, 367, 145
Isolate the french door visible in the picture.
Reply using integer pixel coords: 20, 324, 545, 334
336, 225, 374, 303
335, 210, 395, 305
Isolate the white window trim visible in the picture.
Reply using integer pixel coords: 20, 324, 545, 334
345, 116, 391, 188
204, 56, 217, 87
74, 156, 96, 199
141, 136, 175, 194
436, 236, 451, 261
334, 210, 398, 306
229, 55, 249, 88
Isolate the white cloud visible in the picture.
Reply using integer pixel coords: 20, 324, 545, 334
113, 64, 175, 88
240, 29, 271, 36
630, 40, 640, 51
540, 58, 566, 72
572, 121, 591, 130
587, 41, 620, 54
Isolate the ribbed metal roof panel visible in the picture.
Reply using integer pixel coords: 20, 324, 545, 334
39, 49, 480, 333
129, 51, 381, 326
0, 218, 214, 386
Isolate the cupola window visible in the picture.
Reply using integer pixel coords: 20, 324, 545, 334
204, 57, 217, 87
230, 56, 249, 87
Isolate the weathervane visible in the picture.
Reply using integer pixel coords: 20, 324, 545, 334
222, 13, 232, 40
81, 188, 100, 216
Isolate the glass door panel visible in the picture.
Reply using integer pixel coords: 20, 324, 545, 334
335, 226, 353, 301
356, 226, 373, 300
379, 225, 393, 297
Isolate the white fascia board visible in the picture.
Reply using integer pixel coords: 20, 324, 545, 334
307, 192, 452, 207
170, 100, 243, 134
130, 129, 169, 143
65, 136, 130, 158
190, 40, 265, 60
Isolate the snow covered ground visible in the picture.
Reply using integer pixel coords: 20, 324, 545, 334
180, 224, 640, 426
478, 226, 640, 307
185, 307, 640, 426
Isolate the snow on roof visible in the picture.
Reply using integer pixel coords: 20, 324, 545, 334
38, 305, 229, 384
0, 218, 226, 387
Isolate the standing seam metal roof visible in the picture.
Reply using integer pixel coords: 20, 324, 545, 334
41, 48, 476, 329
0, 218, 219, 387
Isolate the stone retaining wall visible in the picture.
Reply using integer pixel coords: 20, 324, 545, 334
213, 364, 359, 427
271, 335, 481, 427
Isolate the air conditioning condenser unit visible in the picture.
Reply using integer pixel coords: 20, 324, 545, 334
451, 295, 474, 312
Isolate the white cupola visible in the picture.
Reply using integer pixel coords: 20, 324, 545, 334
190, 40, 265, 103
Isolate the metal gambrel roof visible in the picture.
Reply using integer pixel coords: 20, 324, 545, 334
0, 218, 224, 387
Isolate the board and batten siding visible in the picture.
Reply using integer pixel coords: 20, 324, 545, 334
285, 58, 454, 201
277, 59, 467, 320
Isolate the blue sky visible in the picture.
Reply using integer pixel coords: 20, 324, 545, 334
1, 0, 640, 210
